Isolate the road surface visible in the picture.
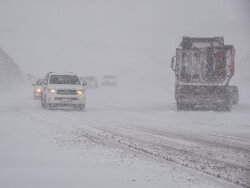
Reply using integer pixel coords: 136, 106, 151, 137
0, 85, 249, 188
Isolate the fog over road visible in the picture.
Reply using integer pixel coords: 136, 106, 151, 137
0, 0, 249, 187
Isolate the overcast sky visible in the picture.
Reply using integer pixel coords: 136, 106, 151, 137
0, 0, 249, 83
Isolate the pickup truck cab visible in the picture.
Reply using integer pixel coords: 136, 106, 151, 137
41, 72, 86, 111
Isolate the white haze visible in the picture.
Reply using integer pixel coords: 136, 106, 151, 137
0, 0, 249, 89
0, 1, 250, 188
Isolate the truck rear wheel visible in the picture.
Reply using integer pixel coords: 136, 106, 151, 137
228, 86, 239, 105
225, 98, 233, 111
214, 98, 232, 112
177, 103, 186, 111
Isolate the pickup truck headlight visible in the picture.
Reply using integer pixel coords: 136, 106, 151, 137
36, 88, 41, 93
77, 90, 84, 95
49, 89, 56, 94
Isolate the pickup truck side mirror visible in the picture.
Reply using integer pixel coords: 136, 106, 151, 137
41, 80, 45, 85
43, 79, 48, 85
171, 56, 176, 71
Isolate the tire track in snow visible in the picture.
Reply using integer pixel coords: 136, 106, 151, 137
73, 119, 250, 188
22, 106, 250, 187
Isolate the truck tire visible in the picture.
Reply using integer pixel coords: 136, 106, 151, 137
177, 103, 186, 111
225, 97, 233, 111
228, 85, 239, 105
222, 88, 233, 111
215, 97, 232, 112
222, 102, 232, 111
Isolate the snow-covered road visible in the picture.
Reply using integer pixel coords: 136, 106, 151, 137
0, 85, 249, 188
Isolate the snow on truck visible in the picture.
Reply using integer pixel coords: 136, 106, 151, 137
171, 37, 239, 111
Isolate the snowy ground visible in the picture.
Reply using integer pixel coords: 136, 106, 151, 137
0, 0, 249, 187
0, 83, 249, 188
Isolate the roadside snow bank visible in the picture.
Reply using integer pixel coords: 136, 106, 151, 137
0, 47, 23, 89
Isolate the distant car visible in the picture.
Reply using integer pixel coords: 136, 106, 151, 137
101, 75, 117, 87
81, 76, 98, 88
32, 79, 44, 99
41, 72, 86, 111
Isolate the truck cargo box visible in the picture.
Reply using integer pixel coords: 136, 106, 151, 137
171, 37, 238, 111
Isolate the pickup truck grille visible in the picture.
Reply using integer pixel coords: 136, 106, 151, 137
55, 97, 78, 100
57, 89, 77, 95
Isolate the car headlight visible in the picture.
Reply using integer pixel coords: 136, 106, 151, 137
36, 88, 41, 93
49, 89, 56, 94
77, 90, 84, 95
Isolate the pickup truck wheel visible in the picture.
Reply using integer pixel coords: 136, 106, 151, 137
78, 104, 85, 111
41, 95, 45, 108
45, 102, 51, 110
44, 98, 51, 110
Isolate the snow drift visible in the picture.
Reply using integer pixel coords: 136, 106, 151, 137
0, 47, 23, 89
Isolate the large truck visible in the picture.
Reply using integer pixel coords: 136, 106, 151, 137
171, 37, 239, 111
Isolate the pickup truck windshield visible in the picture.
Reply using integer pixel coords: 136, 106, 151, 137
49, 75, 81, 85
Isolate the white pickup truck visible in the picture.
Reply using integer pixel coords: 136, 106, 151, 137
41, 72, 86, 111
